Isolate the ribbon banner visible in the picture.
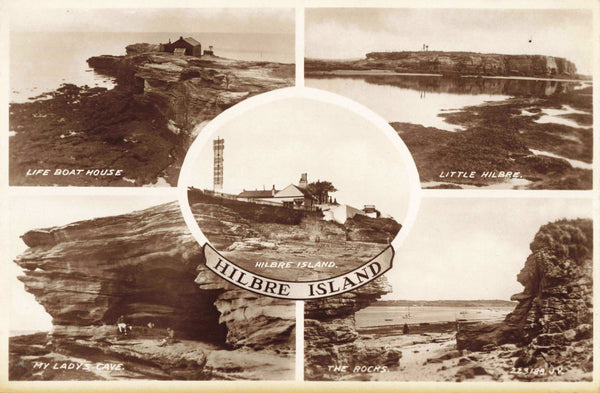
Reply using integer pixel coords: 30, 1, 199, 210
203, 243, 394, 300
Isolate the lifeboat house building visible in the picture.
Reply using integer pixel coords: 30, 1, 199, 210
160, 36, 202, 57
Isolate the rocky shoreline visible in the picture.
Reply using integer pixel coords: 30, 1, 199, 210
397, 86, 593, 189
9, 44, 294, 186
304, 277, 402, 380
189, 189, 402, 281
11, 202, 295, 380
306, 51, 581, 78
304, 218, 593, 382
306, 50, 592, 190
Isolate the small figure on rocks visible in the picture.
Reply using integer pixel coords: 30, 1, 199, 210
403, 323, 410, 334
158, 327, 176, 346
117, 315, 132, 336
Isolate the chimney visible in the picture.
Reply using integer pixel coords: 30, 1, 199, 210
299, 173, 308, 189
180, 36, 183, 40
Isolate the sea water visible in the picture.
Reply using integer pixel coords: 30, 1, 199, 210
10, 31, 294, 103
355, 305, 514, 329
306, 75, 585, 131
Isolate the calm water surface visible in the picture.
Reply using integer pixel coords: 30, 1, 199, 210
11, 32, 294, 103
355, 305, 514, 329
306, 75, 586, 131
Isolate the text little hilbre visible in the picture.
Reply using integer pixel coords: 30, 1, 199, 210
439, 171, 522, 179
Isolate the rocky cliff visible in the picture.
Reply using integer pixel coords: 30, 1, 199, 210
456, 218, 593, 379
306, 51, 578, 78
304, 277, 402, 380
10, 45, 293, 186
188, 189, 401, 281
88, 44, 294, 137
11, 202, 295, 380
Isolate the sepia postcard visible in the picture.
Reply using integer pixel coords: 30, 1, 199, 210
7, 6, 294, 186
305, 7, 594, 190
1, 0, 598, 393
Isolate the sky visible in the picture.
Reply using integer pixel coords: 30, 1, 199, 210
384, 197, 593, 301
185, 97, 414, 222
9, 7, 294, 34
306, 8, 594, 75
6, 194, 177, 333
4, 194, 594, 331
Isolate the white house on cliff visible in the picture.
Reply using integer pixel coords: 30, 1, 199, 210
236, 173, 381, 224
237, 173, 315, 210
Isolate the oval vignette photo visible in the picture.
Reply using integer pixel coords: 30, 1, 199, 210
179, 92, 420, 298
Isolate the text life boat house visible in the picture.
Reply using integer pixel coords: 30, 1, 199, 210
160, 36, 202, 57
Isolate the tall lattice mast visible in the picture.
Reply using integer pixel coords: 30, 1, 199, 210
213, 137, 224, 191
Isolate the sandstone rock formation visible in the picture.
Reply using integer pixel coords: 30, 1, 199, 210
304, 277, 402, 380
365, 52, 577, 76
456, 218, 593, 378
306, 51, 579, 78
12, 202, 295, 380
10, 45, 293, 186
188, 189, 401, 281
87, 50, 294, 137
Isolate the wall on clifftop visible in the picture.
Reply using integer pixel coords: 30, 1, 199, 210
15, 202, 295, 349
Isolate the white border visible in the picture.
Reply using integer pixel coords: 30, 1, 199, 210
1, 0, 598, 391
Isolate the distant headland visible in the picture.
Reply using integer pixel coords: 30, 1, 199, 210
306, 51, 585, 79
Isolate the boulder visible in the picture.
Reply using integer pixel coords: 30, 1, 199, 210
455, 219, 593, 377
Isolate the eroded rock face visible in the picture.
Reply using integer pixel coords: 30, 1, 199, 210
10, 46, 293, 187
13, 202, 295, 379
87, 51, 294, 137
17, 203, 222, 341
307, 51, 578, 77
304, 277, 400, 380
456, 218, 593, 372
506, 219, 593, 337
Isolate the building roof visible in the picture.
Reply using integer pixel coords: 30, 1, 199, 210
274, 184, 315, 199
238, 189, 276, 199
182, 37, 201, 46
296, 186, 315, 199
